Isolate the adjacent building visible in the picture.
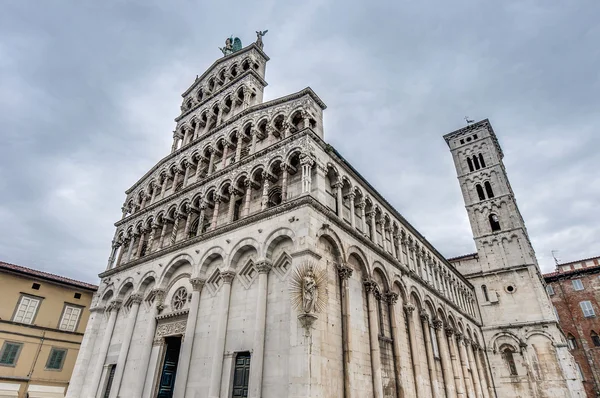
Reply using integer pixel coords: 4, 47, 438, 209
0, 261, 97, 398
545, 255, 600, 397
67, 34, 585, 398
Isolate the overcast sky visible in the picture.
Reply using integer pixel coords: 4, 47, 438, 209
1, 1, 598, 283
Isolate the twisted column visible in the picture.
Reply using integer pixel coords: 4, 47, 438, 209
208, 271, 236, 398
196, 204, 206, 236
235, 133, 243, 162
281, 164, 289, 201
211, 197, 221, 229
261, 172, 270, 210
249, 261, 272, 398
243, 180, 252, 217
207, 147, 215, 175
364, 279, 384, 398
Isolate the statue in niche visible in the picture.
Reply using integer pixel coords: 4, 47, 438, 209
302, 267, 318, 313
255, 30, 268, 49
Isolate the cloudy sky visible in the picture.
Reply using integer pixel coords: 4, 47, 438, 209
1, 1, 598, 283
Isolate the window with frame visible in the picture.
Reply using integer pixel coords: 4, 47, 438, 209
591, 331, 600, 347
13, 295, 41, 324
0, 342, 23, 366
580, 301, 595, 317
572, 279, 584, 291
502, 346, 518, 376
567, 335, 578, 350
59, 305, 82, 332
45, 348, 67, 370
546, 285, 555, 296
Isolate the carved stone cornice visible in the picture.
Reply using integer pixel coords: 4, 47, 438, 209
336, 263, 353, 280
156, 308, 189, 321
190, 278, 206, 292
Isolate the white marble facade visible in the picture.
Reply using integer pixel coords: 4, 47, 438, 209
67, 40, 584, 398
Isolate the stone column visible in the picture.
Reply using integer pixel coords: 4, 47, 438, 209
171, 169, 181, 191
135, 231, 146, 258
106, 242, 118, 270
227, 187, 237, 221
183, 212, 193, 239
235, 133, 243, 162
147, 224, 158, 254
249, 261, 272, 398
386, 292, 404, 398
170, 213, 181, 245
196, 204, 206, 236
405, 303, 425, 397
173, 278, 205, 398
171, 135, 178, 152
300, 156, 314, 194
434, 319, 456, 398
243, 180, 252, 217
161, 177, 169, 199
221, 143, 230, 168
334, 181, 343, 217
261, 172, 270, 211
132, 289, 164, 398
211, 197, 221, 229
384, 227, 392, 253
193, 122, 200, 140
149, 184, 158, 204
467, 341, 483, 398
457, 334, 475, 398
121, 206, 128, 219
338, 264, 354, 398
368, 213, 376, 242
364, 280, 384, 398
110, 294, 143, 398
182, 163, 192, 186
250, 129, 258, 154
348, 192, 356, 228
474, 347, 490, 398
158, 222, 168, 249
88, 300, 121, 398
140, 193, 147, 209
281, 164, 289, 201
208, 271, 236, 398
207, 147, 215, 175
420, 311, 440, 398
125, 236, 136, 263
359, 201, 367, 233
115, 241, 126, 267
447, 328, 466, 397
195, 159, 205, 181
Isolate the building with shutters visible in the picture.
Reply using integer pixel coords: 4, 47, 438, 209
544, 255, 600, 397
0, 261, 97, 398
66, 33, 585, 398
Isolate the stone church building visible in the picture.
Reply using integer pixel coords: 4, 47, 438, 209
66, 35, 585, 398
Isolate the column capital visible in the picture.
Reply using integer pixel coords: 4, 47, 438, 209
256, 260, 273, 274
336, 263, 353, 280
471, 341, 481, 350
346, 191, 356, 200
129, 293, 144, 304
150, 288, 166, 305
445, 326, 455, 337
190, 278, 206, 291
363, 278, 378, 294
90, 305, 106, 313
385, 291, 399, 305
403, 303, 415, 315
455, 332, 464, 342
107, 299, 123, 312
432, 318, 443, 330
221, 271, 236, 284
419, 309, 430, 323
357, 200, 366, 209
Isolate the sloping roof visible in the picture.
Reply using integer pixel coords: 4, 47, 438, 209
0, 261, 98, 291
447, 252, 478, 262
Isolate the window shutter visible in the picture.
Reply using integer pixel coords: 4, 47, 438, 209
14, 296, 40, 324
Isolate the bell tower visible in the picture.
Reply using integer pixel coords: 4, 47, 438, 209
444, 119, 584, 398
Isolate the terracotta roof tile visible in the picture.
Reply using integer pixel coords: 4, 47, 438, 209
0, 261, 98, 291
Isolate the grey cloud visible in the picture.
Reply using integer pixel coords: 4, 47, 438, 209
1, 0, 598, 282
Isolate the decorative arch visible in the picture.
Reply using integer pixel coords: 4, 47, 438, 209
116, 278, 135, 299
315, 228, 347, 261
229, 238, 260, 269
263, 227, 296, 259
159, 252, 195, 287
197, 246, 227, 277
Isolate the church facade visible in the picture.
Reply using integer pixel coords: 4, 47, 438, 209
66, 36, 585, 398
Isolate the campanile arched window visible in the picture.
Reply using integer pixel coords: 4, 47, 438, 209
489, 214, 501, 232
476, 184, 485, 201
481, 285, 489, 301
473, 155, 481, 170
467, 157, 474, 172
479, 153, 486, 168
484, 181, 494, 198
502, 346, 518, 375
